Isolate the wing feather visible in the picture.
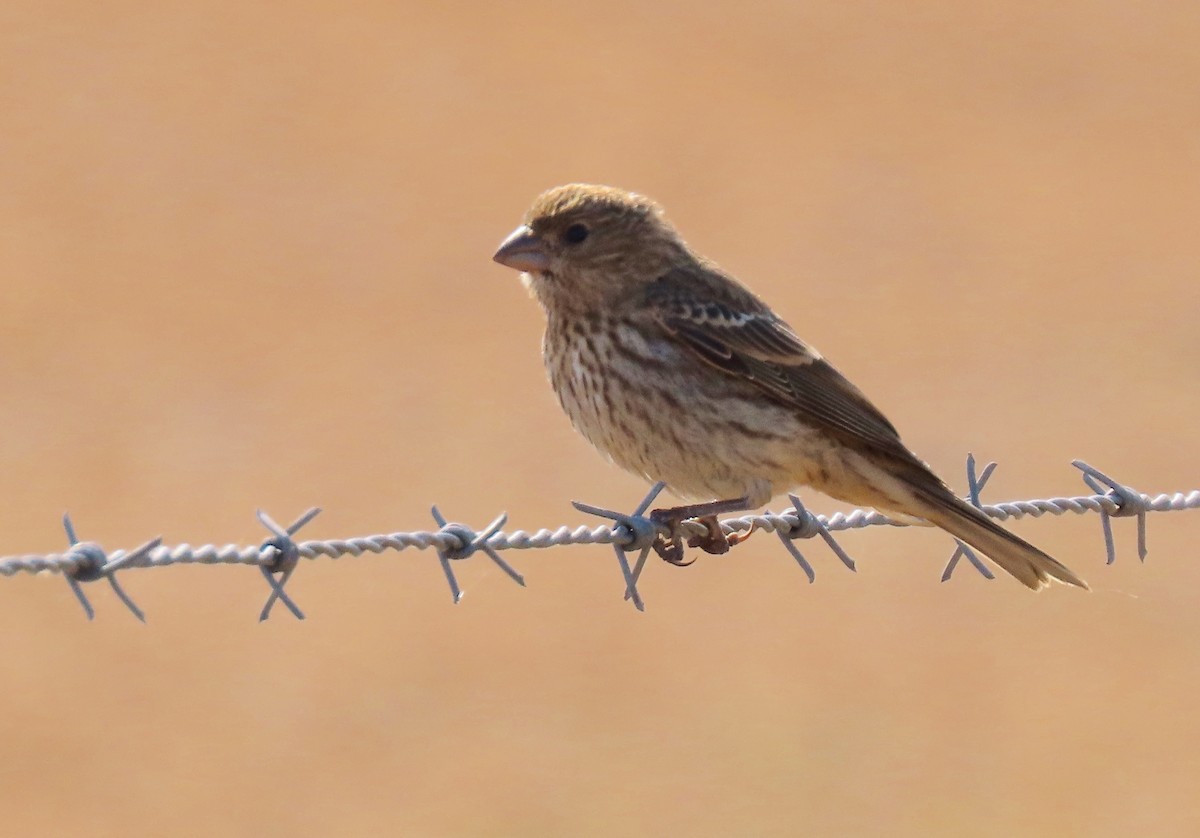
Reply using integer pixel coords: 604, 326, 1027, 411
644, 267, 906, 455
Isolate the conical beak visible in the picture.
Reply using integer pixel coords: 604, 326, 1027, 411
493, 225, 550, 273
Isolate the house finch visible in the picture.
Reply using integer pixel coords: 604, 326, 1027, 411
493, 184, 1087, 590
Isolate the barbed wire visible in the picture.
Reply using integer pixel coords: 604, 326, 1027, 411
2, 458, 1196, 621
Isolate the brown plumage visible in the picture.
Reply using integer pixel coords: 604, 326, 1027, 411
493, 183, 1087, 590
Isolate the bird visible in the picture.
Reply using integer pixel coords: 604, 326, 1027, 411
492, 183, 1087, 590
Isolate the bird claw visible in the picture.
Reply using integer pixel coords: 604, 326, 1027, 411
726, 524, 757, 549
650, 510, 744, 565
686, 515, 732, 555
649, 507, 692, 565
653, 537, 695, 566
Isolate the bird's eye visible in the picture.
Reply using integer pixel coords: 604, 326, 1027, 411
563, 223, 589, 245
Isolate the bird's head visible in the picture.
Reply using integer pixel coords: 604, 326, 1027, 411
493, 184, 690, 311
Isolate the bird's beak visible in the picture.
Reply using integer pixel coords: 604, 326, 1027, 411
493, 225, 550, 273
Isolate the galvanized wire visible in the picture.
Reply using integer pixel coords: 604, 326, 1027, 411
1, 458, 1196, 619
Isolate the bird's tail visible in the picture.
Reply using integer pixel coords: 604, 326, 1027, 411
910, 486, 1088, 591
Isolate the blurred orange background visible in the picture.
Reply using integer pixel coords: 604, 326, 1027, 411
1, 2, 1198, 835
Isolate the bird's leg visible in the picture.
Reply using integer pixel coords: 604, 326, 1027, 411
650, 496, 753, 565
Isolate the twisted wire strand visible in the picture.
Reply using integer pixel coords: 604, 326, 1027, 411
5, 456, 1199, 620
2, 489, 1196, 580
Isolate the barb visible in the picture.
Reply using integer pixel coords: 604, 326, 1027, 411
1073, 461, 1148, 564
257, 507, 321, 621
2, 458, 1197, 619
941, 454, 997, 582
774, 494, 857, 583
59, 513, 161, 622
572, 481, 666, 612
429, 506, 526, 604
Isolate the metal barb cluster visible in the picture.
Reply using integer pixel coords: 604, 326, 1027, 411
257, 507, 321, 621
775, 494, 857, 582
429, 507, 526, 603
1073, 461, 1149, 564
2, 457, 1195, 620
60, 514, 161, 622
940, 455, 999, 582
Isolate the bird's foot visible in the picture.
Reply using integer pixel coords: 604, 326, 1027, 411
652, 540, 693, 566
657, 518, 696, 564
649, 498, 754, 566
685, 514, 732, 555
649, 507, 694, 566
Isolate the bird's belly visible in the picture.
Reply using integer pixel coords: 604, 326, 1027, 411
545, 322, 845, 505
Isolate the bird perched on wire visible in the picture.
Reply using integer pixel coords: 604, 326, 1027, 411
493, 183, 1087, 590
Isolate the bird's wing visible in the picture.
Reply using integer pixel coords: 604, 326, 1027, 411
644, 267, 906, 454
